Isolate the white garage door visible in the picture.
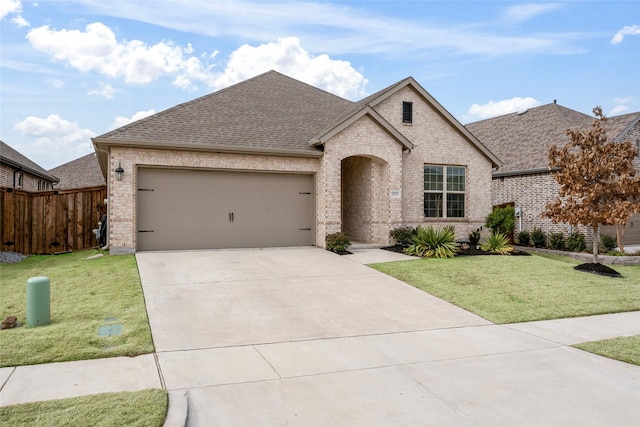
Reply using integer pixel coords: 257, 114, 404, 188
137, 168, 315, 251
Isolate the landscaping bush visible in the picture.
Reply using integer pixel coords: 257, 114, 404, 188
566, 232, 587, 252
405, 226, 460, 258
549, 233, 565, 250
468, 229, 481, 246
389, 226, 416, 247
517, 230, 530, 246
326, 232, 351, 253
600, 233, 617, 253
531, 227, 547, 248
480, 232, 514, 255
485, 206, 516, 235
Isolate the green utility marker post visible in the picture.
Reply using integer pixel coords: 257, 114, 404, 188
26, 276, 51, 327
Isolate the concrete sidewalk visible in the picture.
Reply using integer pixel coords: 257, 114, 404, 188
1, 248, 639, 427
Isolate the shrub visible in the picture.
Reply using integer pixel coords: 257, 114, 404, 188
468, 229, 481, 246
485, 206, 516, 235
480, 232, 514, 255
405, 226, 460, 258
531, 228, 547, 248
549, 233, 565, 250
389, 227, 416, 247
326, 232, 351, 253
517, 231, 530, 246
600, 233, 617, 253
566, 232, 587, 252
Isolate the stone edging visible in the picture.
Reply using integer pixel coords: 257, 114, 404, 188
517, 246, 640, 266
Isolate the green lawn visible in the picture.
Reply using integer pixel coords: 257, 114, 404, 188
0, 250, 154, 367
370, 253, 640, 324
574, 335, 640, 366
0, 389, 167, 427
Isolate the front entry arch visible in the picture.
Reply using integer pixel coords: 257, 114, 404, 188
341, 155, 389, 244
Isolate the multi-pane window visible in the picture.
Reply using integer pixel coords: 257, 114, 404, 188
402, 101, 413, 123
423, 165, 466, 218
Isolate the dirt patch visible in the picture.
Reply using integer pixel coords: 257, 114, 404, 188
575, 263, 622, 277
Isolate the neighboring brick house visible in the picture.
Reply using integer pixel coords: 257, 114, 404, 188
93, 71, 500, 254
0, 140, 59, 191
466, 103, 640, 245
49, 153, 106, 190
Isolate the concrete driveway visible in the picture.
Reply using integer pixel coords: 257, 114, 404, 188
136, 247, 640, 426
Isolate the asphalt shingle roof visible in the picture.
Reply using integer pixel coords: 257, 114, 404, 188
465, 103, 640, 175
0, 140, 59, 182
97, 70, 353, 154
49, 153, 106, 189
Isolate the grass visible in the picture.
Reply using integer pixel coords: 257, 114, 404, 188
574, 335, 640, 366
0, 389, 167, 427
370, 253, 640, 324
0, 250, 154, 367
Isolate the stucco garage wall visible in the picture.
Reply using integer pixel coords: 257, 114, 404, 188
107, 147, 318, 253
375, 87, 494, 239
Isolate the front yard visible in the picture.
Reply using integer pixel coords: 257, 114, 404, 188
0, 250, 154, 367
370, 252, 640, 324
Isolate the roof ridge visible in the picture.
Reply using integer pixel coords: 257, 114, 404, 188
0, 140, 59, 182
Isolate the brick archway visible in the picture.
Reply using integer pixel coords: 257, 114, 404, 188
341, 155, 389, 244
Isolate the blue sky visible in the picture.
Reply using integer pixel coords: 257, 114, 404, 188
1, 0, 639, 169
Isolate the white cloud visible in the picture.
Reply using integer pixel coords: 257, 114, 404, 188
503, 3, 561, 24
44, 77, 64, 88
212, 37, 367, 99
111, 109, 156, 129
26, 21, 368, 99
26, 22, 216, 90
88, 82, 118, 99
0, 0, 21, 19
13, 114, 96, 169
11, 14, 28, 27
467, 97, 542, 120
610, 105, 628, 116
611, 25, 640, 45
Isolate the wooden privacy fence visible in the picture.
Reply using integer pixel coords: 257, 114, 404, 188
0, 186, 107, 255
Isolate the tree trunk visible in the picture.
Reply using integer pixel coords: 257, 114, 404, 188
592, 224, 599, 264
615, 223, 625, 253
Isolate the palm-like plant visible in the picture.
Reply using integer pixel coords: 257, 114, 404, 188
480, 231, 514, 255
405, 226, 460, 258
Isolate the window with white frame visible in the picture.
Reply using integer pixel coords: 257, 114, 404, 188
423, 165, 466, 218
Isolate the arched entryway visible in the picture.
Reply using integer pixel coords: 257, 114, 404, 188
341, 155, 389, 245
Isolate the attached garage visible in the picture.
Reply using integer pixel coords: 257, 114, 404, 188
137, 168, 315, 251
601, 213, 640, 247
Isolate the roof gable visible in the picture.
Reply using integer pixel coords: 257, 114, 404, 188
0, 140, 59, 183
311, 77, 501, 167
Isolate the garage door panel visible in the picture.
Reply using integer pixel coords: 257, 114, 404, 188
137, 169, 315, 251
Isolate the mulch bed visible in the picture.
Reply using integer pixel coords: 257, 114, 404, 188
575, 263, 622, 277
381, 245, 530, 256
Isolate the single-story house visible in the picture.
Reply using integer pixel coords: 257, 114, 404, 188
466, 102, 640, 245
49, 153, 106, 190
0, 140, 59, 191
93, 70, 500, 254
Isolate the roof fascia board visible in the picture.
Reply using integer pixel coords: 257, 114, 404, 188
493, 167, 561, 178
311, 106, 414, 150
0, 157, 59, 182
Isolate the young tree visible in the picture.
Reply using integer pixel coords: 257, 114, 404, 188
544, 106, 640, 263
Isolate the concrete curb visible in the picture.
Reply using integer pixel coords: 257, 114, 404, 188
517, 246, 640, 266
163, 390, 189, 427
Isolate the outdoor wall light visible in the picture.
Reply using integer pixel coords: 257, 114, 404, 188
115, 162, 124, 181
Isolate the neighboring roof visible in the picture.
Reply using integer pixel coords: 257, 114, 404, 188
0, 140, 59, 183
465, 103, 640, 176
94, 70, 501, 175
49, 153, 106, 189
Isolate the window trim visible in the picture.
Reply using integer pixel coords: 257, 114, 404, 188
423, 164, 466, 219
402, 101, 413, 124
